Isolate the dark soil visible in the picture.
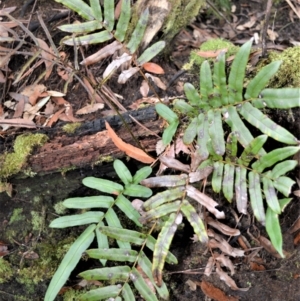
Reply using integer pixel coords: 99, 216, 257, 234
0, 1, 299, 301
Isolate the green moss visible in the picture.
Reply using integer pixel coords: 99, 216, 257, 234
54, 201, 67, 215
94, 155, 114, 165
31, 211, 44, 231
62, 122, 82, 134
16, 237, 75, 286
0, 133, 48, 179
258, 46, 300, 88
9, 208, 25, 224
0, 258, 13, 283
183, 38, 239, 70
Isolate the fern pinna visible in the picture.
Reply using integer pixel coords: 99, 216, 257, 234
156, 39, 300, 257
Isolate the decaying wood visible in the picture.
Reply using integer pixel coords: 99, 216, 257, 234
26, 107, 161, 174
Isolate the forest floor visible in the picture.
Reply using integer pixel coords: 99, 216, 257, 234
0, 0, 299, 301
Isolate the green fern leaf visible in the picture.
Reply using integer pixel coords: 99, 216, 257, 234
237, 135, 268, 166
208, 109, 225, 156
55, 0, 93, 20
196, 113, 210, 160
263, 174, 281, 214
127, 8, 149, 54
272, 176, 295, 197
96, 224, 109, 266
137, 41, 166, 65
238, 102, 298, 145
258, 88, 300, 109
105, 208, 131, 249
89, 0, 102, 21
44, 224, 96, 301
200, 60, 213, 104
270, 160, 298, 178
122, 282, 136, 301
63, 30, 113, 45
155, 103, 178, 124
184, 83, 202, 106
173, 99, 195, 115
115, 194, 142, 226
140, 200, 181, 223
138, 252, 170, 300
252, 146, 300, 172
141, 174, 188, 188
142, 186, 185, 211
153, 213, 182, 287
266, 207, 284, 257
132, 166, 152, 184
79, 266, 131, 281
86, 248, 138, 261
63, 196, 114, 209
222, 163, 235, 202
183, 116, 199, 144
123, 184, 152, 197
213, 52, 228, 105
130, 267, 159, 301
225, 132, 238, 162
249, 171, 265, 225
212, 161, 223, 193
181, 200, 208, 242
58, 21, 103, 33
235, 166, 248, 214
49, 212, 104, 228
245, 61, 282, 99
115, 0, 131, 41
83, 176, 123, 195
228, 39, 252, 104
114, 159, 133, 185
104, 0, 115, 31
78, 285, 121, 301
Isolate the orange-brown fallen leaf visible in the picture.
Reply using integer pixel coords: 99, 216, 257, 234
293, 232, 300, 246
196, 48, 228, 58
143, 62, 165, 74
105, 121, 154, 164
250, 261, 265, 271
200, 280, 239, 301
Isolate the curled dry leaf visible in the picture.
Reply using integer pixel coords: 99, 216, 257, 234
0, 70, 5, 83
258, 235, 285, 258
208, 238, 245, 257
105, 121, 155, 164
24, 96, 50, 120
0, 7, 16, 15
216, 263, 249, 291
103, 53, 132, 79
200, 280, 239, 301
186, 185, 225, 219
143, 62, 165, 74
83, 78, 103, 103
159, 155, 190, 173
186, 279, 197, 291
118, 67, 140, 84
214, 253, 235, 276
21, 84, 47, 105
76, 103, 104, 115
204, 256, 215, 276
80, 41, 122, 66
207, 216, 240, 236
145, 73, 166, 90
36, 38, 55, 80
140, 80, 149, 98
189, 167, 213, 183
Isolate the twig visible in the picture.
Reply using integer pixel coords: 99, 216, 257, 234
285, 0, 300, 19
261, 0, 273, 58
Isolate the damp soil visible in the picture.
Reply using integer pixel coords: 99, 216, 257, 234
0, 1, 299, 301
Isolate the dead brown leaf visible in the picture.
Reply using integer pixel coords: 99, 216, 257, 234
186, 279, 197, 291
214, 253, 235, 276
105, 121, 155, 164
36, 38, 55, 79
76, 103, 104, 115
200, 280, 239, 301
196, 48, 228, 58
83, 78, 104, 103
204, 256, 215, 276
216, 263, 249, 291
159, 156, 190, 173
21, 84, 46, 105
207, 216, 240, 236
186, 185, 225, 219
250, 261, 265, 271
140, 80, 149, 98
289, 216, 300, 233
0, 118, 36, 128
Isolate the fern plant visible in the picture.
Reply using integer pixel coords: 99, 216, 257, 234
45, 160, 178, 301
156, 39, 300, 257
55, 0, 165, 83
